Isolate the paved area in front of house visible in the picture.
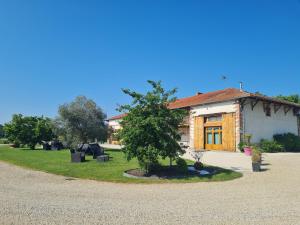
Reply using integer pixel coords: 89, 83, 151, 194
183, 150, 252, 172
1, 153, 300, 225
101, 144, 252, 172
100, 143, 122, 150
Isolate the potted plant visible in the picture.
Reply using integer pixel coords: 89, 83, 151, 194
243, 134, 253, 156
251, 148, 261, 172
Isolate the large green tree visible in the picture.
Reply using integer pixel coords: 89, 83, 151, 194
0, 124, 4, 138
4, 114, 54, 149
53, 96, 107, 148
118, 80, 187, 173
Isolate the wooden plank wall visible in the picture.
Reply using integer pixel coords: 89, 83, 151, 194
194, 116, 204, 150
222, 113, 236, 151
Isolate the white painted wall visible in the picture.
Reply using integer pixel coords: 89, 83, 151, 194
189, 101, 238, 148
179, 126, 189, 146
108, 119, 122, 130
243, 100, 298, 143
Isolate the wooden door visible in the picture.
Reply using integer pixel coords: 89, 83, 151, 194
205, 126, 223, 150
194, 116, 204, 150
222, 113, 236, 151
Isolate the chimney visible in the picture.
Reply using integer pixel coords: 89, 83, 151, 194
239, 82, 244, 91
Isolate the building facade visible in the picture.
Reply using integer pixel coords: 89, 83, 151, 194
107, 88, 300, 151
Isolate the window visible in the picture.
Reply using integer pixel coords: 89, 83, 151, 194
206, 115, 222, 122
205, 127, 222, 145
207, 133, 213, 144
265, 105, 271, 117
214, 127, 221, 144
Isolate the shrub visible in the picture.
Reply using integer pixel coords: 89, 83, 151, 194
0, 138, 9, 144
176, 158, 188, 173
147, 161, 161, 174
273, 133, 300, 152
244, 134, 252, 146
259, 139, 284, 153
252, 148, 262, 163
238, 141, 246, 152
194, 161, 204, 170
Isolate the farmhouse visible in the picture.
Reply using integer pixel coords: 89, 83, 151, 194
107, 88, 300, 152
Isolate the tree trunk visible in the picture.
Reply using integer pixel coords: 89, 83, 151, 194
169, 157, 173, 167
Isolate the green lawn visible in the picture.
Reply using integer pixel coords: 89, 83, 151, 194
0, 145, 242, 183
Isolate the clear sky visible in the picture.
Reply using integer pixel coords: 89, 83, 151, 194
0, 0, 300, 124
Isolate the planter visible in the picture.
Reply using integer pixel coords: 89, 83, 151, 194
244, 147, 252, 156
97, 155, 109, 162
70, 151, 85, 163
252, 162, 261, 172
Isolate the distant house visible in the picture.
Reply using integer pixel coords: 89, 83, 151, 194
107, 88, 300, 151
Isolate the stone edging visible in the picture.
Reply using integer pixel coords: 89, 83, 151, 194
123, 171, 159, 179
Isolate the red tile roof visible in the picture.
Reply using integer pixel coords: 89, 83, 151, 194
107, 113, 127, 121
107, 88, 300, 120
168, 88, 249, 109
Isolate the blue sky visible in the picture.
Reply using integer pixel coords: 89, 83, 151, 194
0, 0, 300, 124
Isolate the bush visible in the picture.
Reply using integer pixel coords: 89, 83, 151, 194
252, 148, 262, 163
259, 139, 284, 153
238, 141, 246, 152
273, 133, 300, 152
176, 158, 188, 173
0, 138, 9, 144
194, 161, 204, 170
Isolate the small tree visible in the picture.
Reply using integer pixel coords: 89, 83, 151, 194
118, 80, 187, 173
4, 114, 54, 149
53, 96, 107, 148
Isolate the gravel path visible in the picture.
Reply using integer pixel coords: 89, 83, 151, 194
0, 153, 300, 225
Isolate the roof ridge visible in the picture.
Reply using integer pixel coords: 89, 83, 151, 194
173, 87, 241, 102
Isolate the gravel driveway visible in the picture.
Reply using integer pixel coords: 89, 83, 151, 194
1, 153, 300, 225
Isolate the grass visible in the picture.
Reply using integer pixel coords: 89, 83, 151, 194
0, 145, 242, 183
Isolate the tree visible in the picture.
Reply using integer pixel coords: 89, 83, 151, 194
35, 117, 55, 144
0, 124, 4, 138
118, 80, 187, 173
53, 96, 107, 148
276, 94, 300, 104
4, 114, 54, 149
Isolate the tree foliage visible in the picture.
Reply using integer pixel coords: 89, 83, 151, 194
4, 114, 54, 149
276, 94, 300, 104
0, 124, 4, 138
118, 80, 187, 172
53, 96, 107, 148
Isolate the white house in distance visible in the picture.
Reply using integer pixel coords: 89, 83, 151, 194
107, 88, 300, 152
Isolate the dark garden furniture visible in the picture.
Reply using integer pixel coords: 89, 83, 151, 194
70, 149, 85, 163
51, 140, 64, 150
77, 143, 104, 159
97, 155, 109, 162
42, 140, 64, 151
42, 142, 51, 150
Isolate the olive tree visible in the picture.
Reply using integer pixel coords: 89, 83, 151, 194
118, 80, 187, 173
53, 96, 107, 148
